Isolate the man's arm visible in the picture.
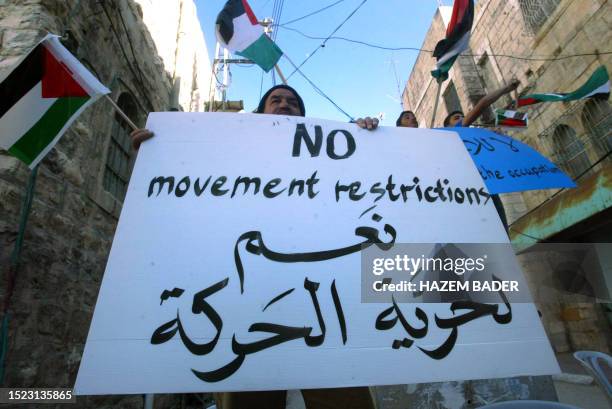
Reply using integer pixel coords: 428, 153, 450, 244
462, 79, 520, 127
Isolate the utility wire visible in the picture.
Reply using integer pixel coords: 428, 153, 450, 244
271, 0, 279, 36
281, 26, 430, 51
283, 54, 354, 121
286, 0, 368, 80
257, 0, 273, 15
270, 0, 285, 86
271, 0, 285, 42
280, 25, 612, 61
389, 53, 403, 107
277, 0, 346, 27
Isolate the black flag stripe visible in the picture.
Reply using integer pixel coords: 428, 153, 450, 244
0, 44, 44, 119
215, 0, 246, 44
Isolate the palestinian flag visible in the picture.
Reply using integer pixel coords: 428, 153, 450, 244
216, 0, 282, 72
495, 109, 528, 128
518, 66, 610, 107
431, 0, 474, 81
0, 34, 109, 168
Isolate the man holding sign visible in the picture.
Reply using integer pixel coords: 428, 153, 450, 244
130, 84, 379, 409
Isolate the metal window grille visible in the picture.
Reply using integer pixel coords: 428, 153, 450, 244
518, 0, 561, 34
581, 98, 612, 156
553, 124, 591, 178
103, 94, 137, 202
532, 99, 610, 182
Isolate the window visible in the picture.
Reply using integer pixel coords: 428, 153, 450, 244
581, 98, 612, 156
443, 82, 463, 116
518, 0, 561, 34
478, 54, 513, 116
553, 124, 590, 179
103, 93, 138, 201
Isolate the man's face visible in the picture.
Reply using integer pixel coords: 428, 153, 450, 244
448, 113, 464, 127
399, 112, 418, 128
263, 88, 301, 116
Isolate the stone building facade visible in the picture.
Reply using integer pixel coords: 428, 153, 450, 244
0, 0, 211, 407
403, 0, 611, 357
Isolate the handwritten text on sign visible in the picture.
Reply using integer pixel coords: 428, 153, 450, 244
75, 113, 558, 395
453, 127, 576, 194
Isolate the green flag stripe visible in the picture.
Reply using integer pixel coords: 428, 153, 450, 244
564, 66, 609, 99
431, 56, 457, 79
523, 66, 610, 102
8, 96, 89, 165
237, 34, 282, 73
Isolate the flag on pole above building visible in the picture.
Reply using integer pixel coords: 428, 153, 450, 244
431, 0, 474, 81
0, 34, 110, 168
216, 0, 283, 72
518, 66, 610, 107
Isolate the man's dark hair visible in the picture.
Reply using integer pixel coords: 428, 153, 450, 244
255, 85, 306, 116
443, 110, 464, 127
396, 110, 416, 126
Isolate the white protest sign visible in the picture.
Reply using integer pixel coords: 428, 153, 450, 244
75, 113, 559, 395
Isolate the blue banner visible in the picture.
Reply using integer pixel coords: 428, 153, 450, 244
445, 127, 576, 194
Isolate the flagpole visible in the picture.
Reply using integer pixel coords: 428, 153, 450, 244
274, 64, 287, 85
430, 78, 443, 127
104, 95, 138, 131
0, 163, 39, 383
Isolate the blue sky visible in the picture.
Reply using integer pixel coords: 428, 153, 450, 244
195, 0, 441, 123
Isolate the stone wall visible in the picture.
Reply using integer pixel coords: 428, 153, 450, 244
403, 0, 612, 353
0, 0, 209, 407
135, 0, 212, 111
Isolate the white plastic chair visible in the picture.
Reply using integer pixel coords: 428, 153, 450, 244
477, 400, 583, 409
573, 350, 612, 404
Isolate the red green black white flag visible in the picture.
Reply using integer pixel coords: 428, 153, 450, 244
0, 34, 109, 168
216, 0, 283, 72
431, 0, 474, 81
495, 109, 528, 128
518, 66, 610, 107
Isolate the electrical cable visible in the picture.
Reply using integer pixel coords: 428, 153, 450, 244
389, 53, 403, 106
277, 0, 346, 27
282, 53, 354, 121
272, 0, 285, 42
271, 0, 280, 39
213, 70, 224, 86
280, 25, 612, 61
257, 0, 273, 15
286, 0, 368, 80
281, 25, 430, 51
